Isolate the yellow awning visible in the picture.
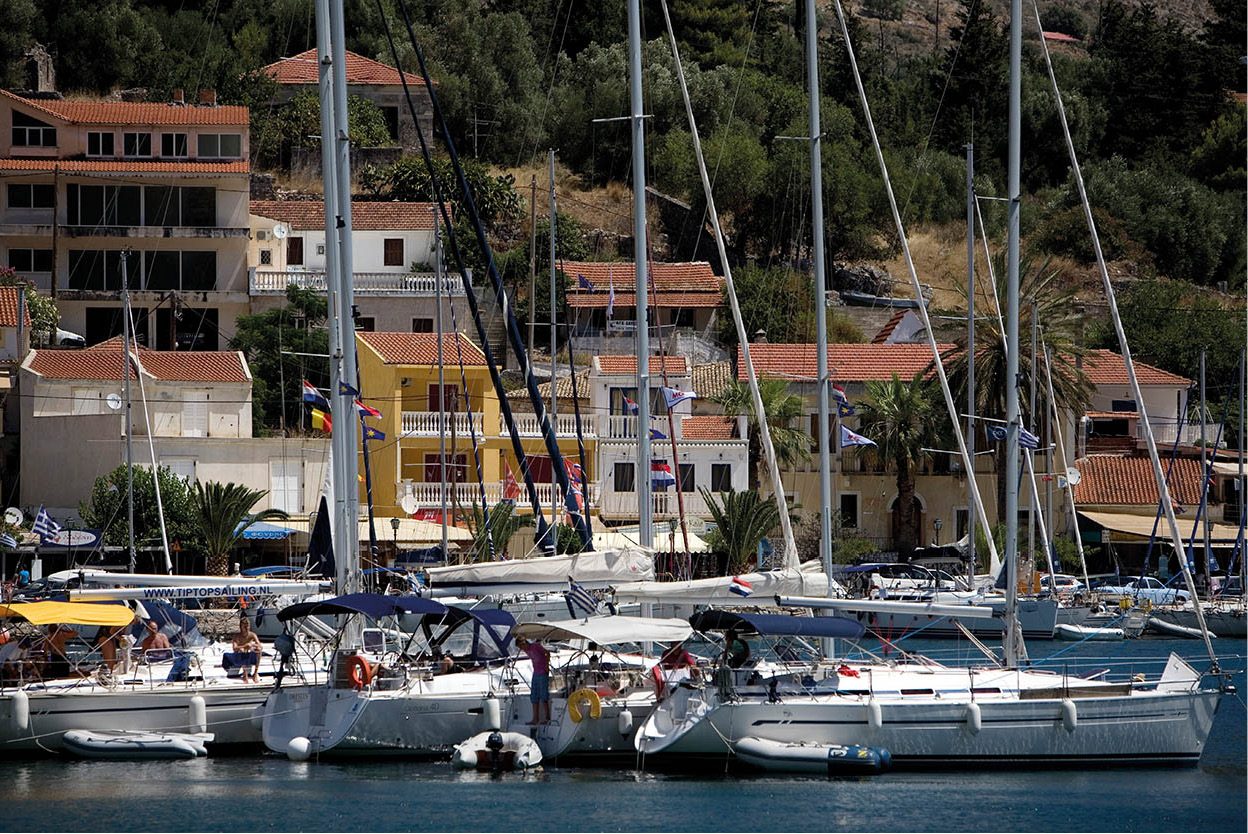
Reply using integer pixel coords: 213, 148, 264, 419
0, 601, 137, 626
280, 516, 473, 545
1079, 510, 1242, 543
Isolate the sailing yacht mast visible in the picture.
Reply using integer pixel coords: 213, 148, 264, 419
626, 0, 652, 548
549, 151, 559, 547
1002, 0, 1022, 668
966, 144, 976, 584
121, 251, 136, 572
434, 208, 448, 559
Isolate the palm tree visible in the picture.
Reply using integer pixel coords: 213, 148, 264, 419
856, 371, 946, 557
935, 251, 1093, 518
712, 378, 811, 489
464, 501, 533, 561
192, 481, 289, 576
700, 487, 781, 575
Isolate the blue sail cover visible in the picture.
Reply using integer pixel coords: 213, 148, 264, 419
689, 610, 865, 640
278, 593, 447, 623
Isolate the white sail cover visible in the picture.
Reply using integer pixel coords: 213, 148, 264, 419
426, 547, 654, 594
613, 561, 843, 605
512, 615, 692, 645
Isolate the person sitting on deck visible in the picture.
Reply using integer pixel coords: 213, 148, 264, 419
232, 616, 263, 683
659, 641, 695, 670
140, 619, 172, 661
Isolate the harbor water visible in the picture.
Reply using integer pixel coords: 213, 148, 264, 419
1, 637, 1243, 833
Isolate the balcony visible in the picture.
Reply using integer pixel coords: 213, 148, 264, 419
0, 223, 248, 239
250, 269, 464, 297
511, 411, 596, 438
600, 414, 745, 444
398, 479, 600, 509
599, 489, 713, 520
398, 411, 597, 439
400, 411, 485, 437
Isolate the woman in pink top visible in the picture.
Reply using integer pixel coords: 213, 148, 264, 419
514, 636, 551, 725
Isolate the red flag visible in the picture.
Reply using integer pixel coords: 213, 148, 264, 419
502, 458, 521, 500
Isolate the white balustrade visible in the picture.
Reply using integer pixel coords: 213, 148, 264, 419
397, 480, 598, 509
509, 411, 597, 438
599, 489, 709, 519
251, 270, 462, 296
400, 411, 485, 437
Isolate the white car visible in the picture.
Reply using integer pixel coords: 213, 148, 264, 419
1041, 574, 1085, 595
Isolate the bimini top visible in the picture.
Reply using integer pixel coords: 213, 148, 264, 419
513, 615, 693, 646
0, 601, 137, 627
278, 593, 447, 623
689, 610, 865, 640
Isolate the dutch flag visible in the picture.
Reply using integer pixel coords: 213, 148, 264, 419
623, 396, 639, 416
354, 399, 383, 419
651, 460, 676, 490
729, 576, 753, 597
302, 381, 329, 410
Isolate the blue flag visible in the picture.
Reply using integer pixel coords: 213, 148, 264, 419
577, 274, 594, 291
338, 381, 360, 397
362, 426, 386, 441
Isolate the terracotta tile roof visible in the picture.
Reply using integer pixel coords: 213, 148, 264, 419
0, 287, 31, 328
595, 355, 688, 376
1080, 349, 1190, 386
1042, 31, 1080, 42
691, 361, 733, 399
261, 49, 428, 87
563, 261, 722, 292
0, 158, 249, 174
358, 331, 485, 365
738, 343, 951, 383
26, 342, 250, 383
681, 415, 736, 440
1, 90, 249, 126
1072, 454, 1204, 506
566, 291, 723, 309
250, 200, 437, 230
507, 370, 589, 401
871, 310, 908, 344
1087, 411, 1138, 419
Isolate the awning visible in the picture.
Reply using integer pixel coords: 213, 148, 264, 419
689, 610, 866, 639
1079, 510, 1243, 544
278, 592, 447, 622
512, 615, 693, 645
0, 601, 136, 626
236, 520, 299, 540
281, 516, 473, 545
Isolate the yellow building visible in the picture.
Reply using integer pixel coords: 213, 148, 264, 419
354, 331, 597, 521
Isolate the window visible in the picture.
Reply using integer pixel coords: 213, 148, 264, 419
383, 238, 404, 266
123, 132, 152, 157
355, 317, 375, 332
181, 187, 215, 226
678, 463, 695, 493
710, 463, 732, 492
8, 184, 55, 209
197, 133, 242, 158
412, 318, 433, 333
956, 508, 970, 541
839, 493, 860, 528
8, 249, 53, 272
613, 462, 635, 493
316, 243, 325, 256
259, 249, 272, 266
180, 251, 216, 290
66, 184, 140, 226
68, 250, 124, 291
287, 237, 304, 266
163, 459, 196, 484
87, 132, 114, 157
139, 185, 215, 227
1110, 399, 1137, 413
161, 133, 188, 158
182, 392, 208, 438
269, 459, 302, 514
11, 111, 56, 147
427, 385, 457, 411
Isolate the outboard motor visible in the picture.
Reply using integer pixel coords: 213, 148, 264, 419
273, 632, 296, 686
485, 731, 506, 774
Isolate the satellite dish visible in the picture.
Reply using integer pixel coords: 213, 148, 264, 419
4, 507, 22, 527
1066, 466, 1082, 486
272, 223, 288, 240
399, 495, 418, 516
106, 393, 123, 411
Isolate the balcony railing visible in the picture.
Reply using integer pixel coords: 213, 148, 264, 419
400, 411, 484, 437
398, 411, 596, 439
601, 414, 745, 443
398, 480, 599, 509
511, 411, 596, 438
599, 490, 712, 519
250, 269, 463, 297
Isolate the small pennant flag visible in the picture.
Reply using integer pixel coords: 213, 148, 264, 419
577, 274, 594, 291
651, 459, 676, 490
502, 459, 521, 500
302, 381, 329, 410
623, 396, 639, 416
564, 459, 584, 485
840, 425, 876, 448
311, 408, 332, 434
0, 532, 17, 550
661, 386, 697, 410
606, 276, 615, 319
729, 576, 753, 597
650, 427, 667, 440
362, 426, 386, 441
32, 506, 61, 542
338, 381, 360, 397
354, 399, 382, 419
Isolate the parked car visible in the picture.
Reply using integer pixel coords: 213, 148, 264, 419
869, 563, 961, 593
1040, 573, 1086, 595
1094, 576, 1191, 605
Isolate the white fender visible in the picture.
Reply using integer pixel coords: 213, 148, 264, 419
965, 701, 982, 734
617, 708, 634, 737
1060, 698, 1077, 733
287, 736, 312, 762
866, 698, 882, 730
188, 695, 207, 735
11, 691, 29, 732
483, 697, 501, 731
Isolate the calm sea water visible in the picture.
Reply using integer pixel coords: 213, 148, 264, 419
0, 637, 1243, 833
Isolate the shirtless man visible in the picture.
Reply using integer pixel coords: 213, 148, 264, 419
232, 616, 263, 683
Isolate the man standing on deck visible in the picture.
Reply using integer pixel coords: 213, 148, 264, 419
515, 636, 551, 725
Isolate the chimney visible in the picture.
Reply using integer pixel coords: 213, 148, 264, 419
197, 89, 217, 106
753, 329, 767, 344
171, 88, 184, 105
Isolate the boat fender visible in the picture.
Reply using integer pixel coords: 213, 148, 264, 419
250, 704, 265, 730
287, 736, 312, 762
617, 708, 634, 736
11, 690, 29, 732
347, 655, 372, 690
188, 695, 207, 735
483, 697, 501, 731
1060, 698, 1077, 733
965, 702, 982, 734
866, 698, 882, 730
568, 688, 602, 723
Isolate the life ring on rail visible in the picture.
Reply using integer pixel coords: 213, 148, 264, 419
568, 688, 602, 723
347, 654, 372, 690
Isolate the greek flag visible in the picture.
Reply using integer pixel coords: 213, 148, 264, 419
32, 506, 61, 542
0, 532, 16, 550
565, 578, 599, 617
1020, 428, 1040, 450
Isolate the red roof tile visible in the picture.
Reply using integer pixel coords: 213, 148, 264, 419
871, 310, 908, 344
26, 342, 250, 383
0, 159, 248, 174
1042, 31, 1080, 42
563, 262, 722, 293
1079, 349, 1190, 386
1087, 411, 1138, 419
1072, 454, 1204, 506
261, 49, 428, 87
358, 331, 485, 365
595, 355, 688, 376
1, 90, 249, 125
738, 343, 951, 383
0, 287, 31, 328
566, 291, 722, 309
250, 200, 437, 230
681, 415, 736, 440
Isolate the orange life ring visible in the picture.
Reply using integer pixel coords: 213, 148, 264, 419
347, 654, 372, 689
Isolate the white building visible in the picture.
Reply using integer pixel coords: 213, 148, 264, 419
248, 200, 463, 333
0, 286, 30, 362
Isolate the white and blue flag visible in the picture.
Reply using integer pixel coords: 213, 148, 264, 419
661, 386, 697, 410
565, 578, 599, 617
840, 425, 876, 448
0, 532, 16, 549
32, 506, 61, 542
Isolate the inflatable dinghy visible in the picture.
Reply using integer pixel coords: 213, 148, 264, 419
1054, 623, 1125, 641
1147, 617, 1215, 640
452, 731, 542, 772
61, 730, 213, 759
734, 736, 891, 774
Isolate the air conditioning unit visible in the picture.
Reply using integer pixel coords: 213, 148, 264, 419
256, 230, 269, 241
